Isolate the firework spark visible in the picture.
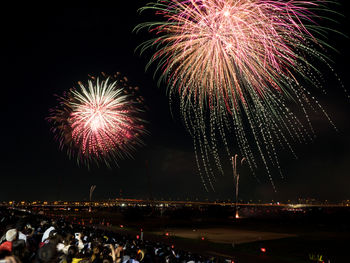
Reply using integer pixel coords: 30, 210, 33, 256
48, 73, 146, 167
135, 0, 343, 190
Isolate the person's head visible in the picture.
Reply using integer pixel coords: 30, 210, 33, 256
11, 240, 26, 260
5, 229, 17, 242
37, 243, 57, 263
92, 247, 100, 255
49, 233, 62, 246
0, 250, 12, 261
15, 219, 26, 233
23, 225, 34, 236
66, 245, 79, 263
128, 250, 137, 260
91, 242, 102, 255
67, 246, 78, 259
51, 221, 57, 228
63, 234, 74, 246
101, 256, 112, 263
101, 246, 111, 258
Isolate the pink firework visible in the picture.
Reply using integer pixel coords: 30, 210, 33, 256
48, 73, 146, 166
136, 0, 342, 190
137, 0, 323, 106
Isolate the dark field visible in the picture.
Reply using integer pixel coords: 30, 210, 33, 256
5, 204, 350, 263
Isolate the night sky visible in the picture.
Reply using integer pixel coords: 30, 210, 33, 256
2, 1, 350, 202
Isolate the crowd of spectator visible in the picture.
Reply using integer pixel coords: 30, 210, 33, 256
0, 208, 228, 263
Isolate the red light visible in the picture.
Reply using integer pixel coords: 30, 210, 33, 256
165, 232, 169, 236
201, 237, 205, 240
120, 225, 124, 228
261, 248, 266, 253
171, 245, 174, 249
136, 235, 139, 239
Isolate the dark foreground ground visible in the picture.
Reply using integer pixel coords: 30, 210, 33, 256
6, 204, 350, 263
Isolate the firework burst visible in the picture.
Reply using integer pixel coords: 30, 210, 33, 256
135, 0, 343, 190
48, 73, 146, 167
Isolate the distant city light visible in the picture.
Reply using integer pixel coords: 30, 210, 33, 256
235, 211, 239, 219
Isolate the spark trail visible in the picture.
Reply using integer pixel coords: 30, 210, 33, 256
135, 0, 344, 191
